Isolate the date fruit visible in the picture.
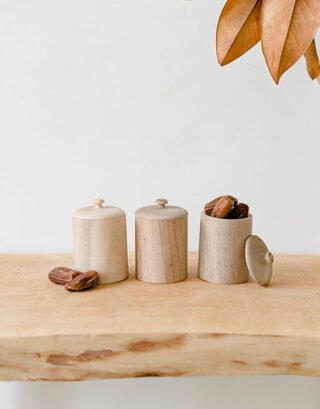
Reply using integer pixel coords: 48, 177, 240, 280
205, 195, 237, 216
65, 270, 99, 291
49, 267, 82, 285
228, 203, 249, 219
211, 196, 235, 218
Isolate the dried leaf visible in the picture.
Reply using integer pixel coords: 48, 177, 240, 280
304, 39, 320, 80
261, 0, 320, 84
217, 0, 262, 66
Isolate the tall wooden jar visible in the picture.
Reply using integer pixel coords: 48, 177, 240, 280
198, 212, 252, 284
73, 198, 128, 284
135, 199, 188, 284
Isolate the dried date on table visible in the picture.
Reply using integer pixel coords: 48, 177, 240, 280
65, 270, 99, 291
49, 267, 81, 285
228, 203, 249, 219
205, 195, 237, 216
211, 196, 235, 218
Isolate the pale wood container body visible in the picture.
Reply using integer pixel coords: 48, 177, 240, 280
198, 212, 252, 284
73, 214, 128, 284
135, 208, 188, 284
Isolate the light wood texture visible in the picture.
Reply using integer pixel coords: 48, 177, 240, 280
0, 252, 320, 381
135, 202, 188, 220
246, 235, 273, 286
73, 198, 125, 220
73, 201, 128, 284
135, 201, 188, 284
198, 212, 252, 284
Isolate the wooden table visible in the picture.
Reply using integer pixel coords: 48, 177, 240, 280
0, 253, 319, 381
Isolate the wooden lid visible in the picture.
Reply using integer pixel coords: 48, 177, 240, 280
135, 199, 188, 220
73, 198, 125, 220
245, 235, 273, 286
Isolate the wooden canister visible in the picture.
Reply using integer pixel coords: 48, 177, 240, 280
135, 199, 188, 284
198, 212, 252, 284
73, 198, 128, 284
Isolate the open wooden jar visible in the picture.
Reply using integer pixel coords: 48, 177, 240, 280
198, 212, 273, 286
73, 198, 128, 284
135, 199, 188, 284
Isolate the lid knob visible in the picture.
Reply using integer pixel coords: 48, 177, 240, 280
93, 198, 104, 208
265, 251, 274, 265
155, 198, 168, 208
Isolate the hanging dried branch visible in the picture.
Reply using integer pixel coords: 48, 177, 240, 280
215, 0, 320, 83
261, 0, 320, 83
304, 39, 320, 82
216, 0, 262, 65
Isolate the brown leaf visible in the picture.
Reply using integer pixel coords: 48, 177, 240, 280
216, 0, 262, 66
304, 39, 320, 80
261, 0, 320, 84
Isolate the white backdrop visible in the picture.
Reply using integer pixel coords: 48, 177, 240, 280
1, 0, 320, 408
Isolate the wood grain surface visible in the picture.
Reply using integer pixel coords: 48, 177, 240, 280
73, 216, 128, 284
135, 216, 188, 284
0, 252, 320, 380
198, 212, 252, 284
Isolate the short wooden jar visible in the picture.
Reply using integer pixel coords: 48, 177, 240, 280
135, 199, 188, 284
198, 212, 252, 284
73, 198, 128, 284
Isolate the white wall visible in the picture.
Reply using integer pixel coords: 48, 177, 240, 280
1, 0, 320, 255
2, 377, 320, 409
1, 0, 320, 408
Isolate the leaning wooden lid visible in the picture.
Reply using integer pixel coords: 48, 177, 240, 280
135, 199, 188, 220
73, 198, 125, 220
245, 235, 273, 286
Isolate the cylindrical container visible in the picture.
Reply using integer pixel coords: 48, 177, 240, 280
73, 198, 128, 284
135, 198, 188, 284
198, 212, 252, 284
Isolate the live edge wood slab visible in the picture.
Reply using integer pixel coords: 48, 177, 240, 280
0, 253, 320, 381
